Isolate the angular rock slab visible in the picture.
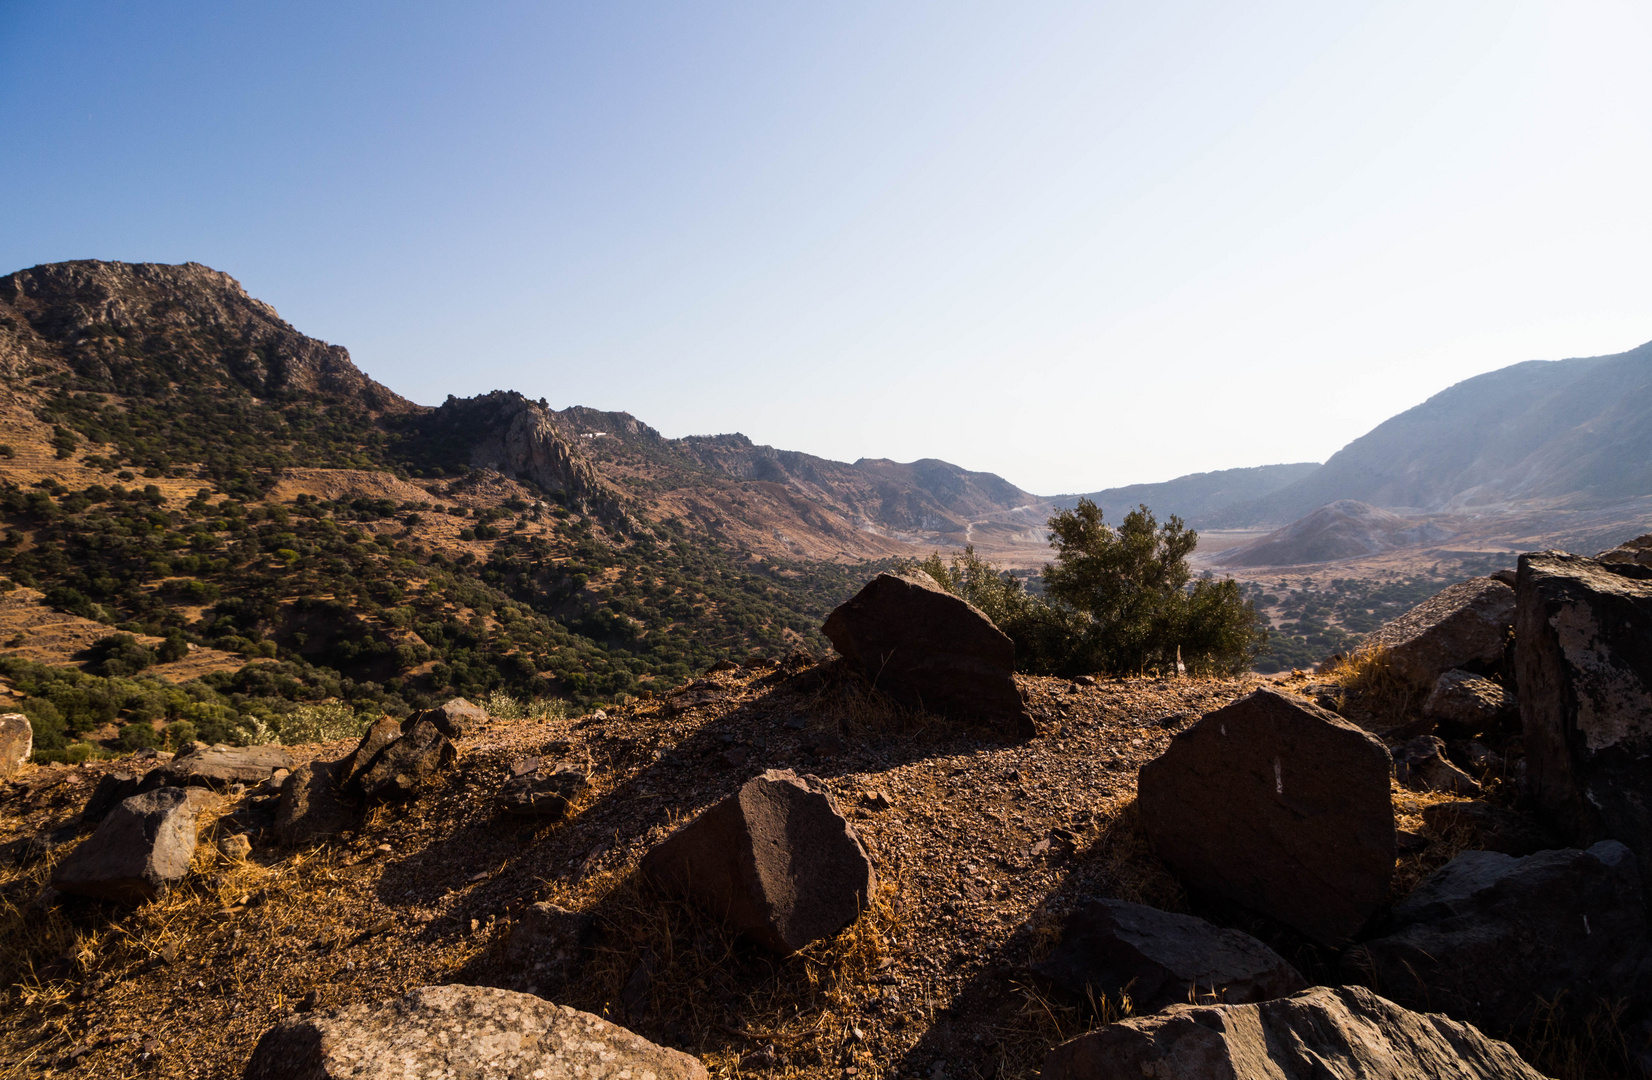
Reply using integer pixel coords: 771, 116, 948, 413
1031, 899, 1306, 1013
355, 719, 456, 802
243, 983, 707, 1080
823, 571, 1035, 737
498, 762, 588, 819
341, 716, 401, 788
51, 787, 198, 904
1515, 550, 1652, 887
1424, 670, 1517, 730
1367, 577, 1515, 690
274, 758, 354, 846
1138, 688, 1396, 946
405, 696, 487, 739
0, 712, 31, 776
1597, 531, 1652, 569
641, 769, 876, 954
1343, 840, 1648, 1036
1043, 985, 1544, 1080
160, 742, 294, 788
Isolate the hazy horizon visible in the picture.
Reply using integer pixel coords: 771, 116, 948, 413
4, 2, 1649, 492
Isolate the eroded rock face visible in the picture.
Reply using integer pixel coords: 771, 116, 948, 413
160, 743, 294, 788
822, 571, 1034, 737
1137, 689, 1395, 946
1343, 841, 1649, 1037
1042, 984, 1543, 1080
0, 713, 31, 776
354, 719, 456, 802
1515, 551, 1652, 885
1367, 578, 1515, 690
641, 769, 876, 954
1030, 899, 1306, 1013
1424, 670, 1517, 731
274, 759, 354, 846
51, 788, 198, 904
405, 697, 486, 740
243, 984, 707, 1080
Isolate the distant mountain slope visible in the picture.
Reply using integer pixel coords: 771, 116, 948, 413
1213, 500, 1456, 567
1049, 463, 1320, 526
1210, 340, 1652, 526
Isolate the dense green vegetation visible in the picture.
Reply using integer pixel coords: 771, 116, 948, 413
0, 473, 890, 759
920, 502, 1267, 677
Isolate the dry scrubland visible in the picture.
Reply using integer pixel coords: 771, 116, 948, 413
1, 661, 1498, 1079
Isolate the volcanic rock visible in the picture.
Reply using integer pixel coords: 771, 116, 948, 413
1042, 984, 1543, 1080
1391, 735, 1480, 796
1424, 670, 1517, 731
274, 758, 354, 846
82, 769, 144, 823
243, 983, 706, 1080
404, 696, 486, 740
497, 761, 588, 819
1137, 688, 1395, 946
51, 788, 199, 904
354, 719, 457, 802
1366, 578, 1515, 690
1597, 532, 1652, 568
1030, 899, 1306, 1012
822, 571, 1034, 737
1343, 840, 1648, 1036
641, 768, 876, 954
159, 742, 294, 788
341, 717, 401, 787
1515, 550, 1652, 887
0, 713, 31, 776
1421, 800, 1561, 857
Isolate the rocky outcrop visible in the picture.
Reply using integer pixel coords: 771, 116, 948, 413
159, 743, 293, 788
1031, 900, 1306, 1012
405, 697, 486, 740
51, 788, 198, 904
1597, 532, 1652, 568
1366, 578, 1516, 690
1137, 689, 1395, 946
243, 984, 706, 1080
822, 571, 1034, 738
0, 713, 31, 776
274, 759, 354, 847
1042, 984, 1544, 1080
1344, 841, 1649, 1036
1515, 550, 1652, 886
1424, 670, 1517, 731
641, 769, 876, 955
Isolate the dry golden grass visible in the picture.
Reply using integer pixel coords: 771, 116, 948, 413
1319, 646, 1427, 730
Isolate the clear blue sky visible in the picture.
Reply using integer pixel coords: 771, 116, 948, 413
4, 2, 1649, 494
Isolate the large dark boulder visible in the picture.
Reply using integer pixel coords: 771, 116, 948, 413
822, 571, 1034, 737
51, 787, 199, 904
641, 769, 876, 954
1343, 840, 1649, 1037
274, 758, 354, 846
354, 719, 457, 802
1366, 577, 1515, 690
1515, 550, 1652, 887
1043, 984, 1544, 1080
1137, 688, 1396, 946
244, 984, 706, 1080
1031, 899, 1305, 1012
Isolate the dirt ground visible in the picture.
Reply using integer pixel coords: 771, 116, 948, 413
0, 664, 1488, 1080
